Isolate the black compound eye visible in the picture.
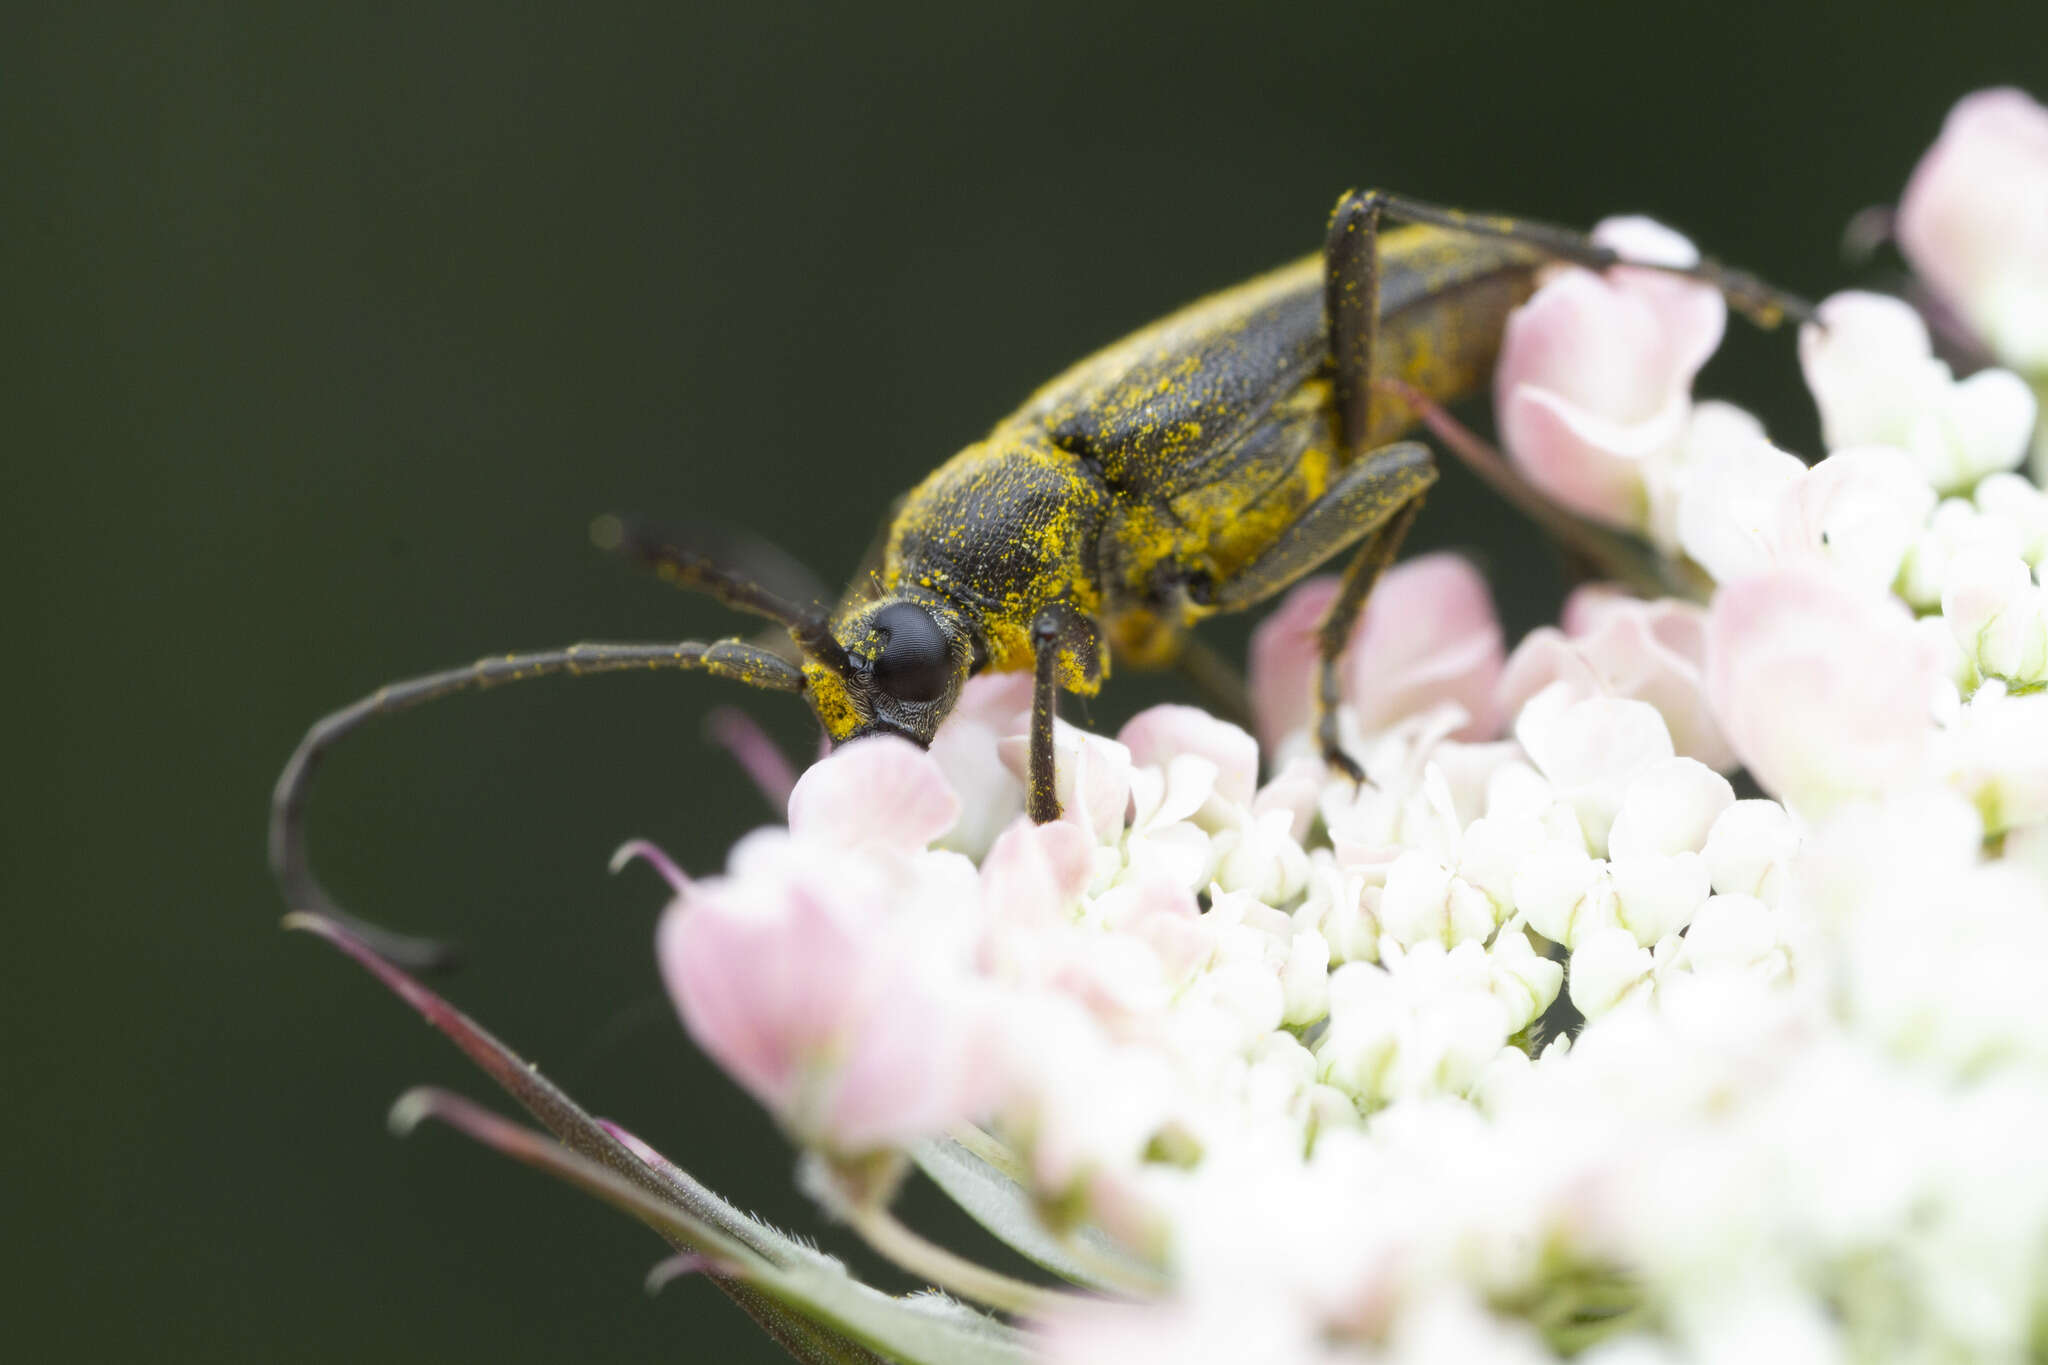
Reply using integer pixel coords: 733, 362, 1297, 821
871, 602, 951, 703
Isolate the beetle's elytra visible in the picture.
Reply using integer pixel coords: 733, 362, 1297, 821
271, 190, 1807, 967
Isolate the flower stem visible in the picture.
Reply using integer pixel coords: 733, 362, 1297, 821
1375, 377, 1711, 603
945, 1125, 1170, 1298
841, 1196, 1062, 1318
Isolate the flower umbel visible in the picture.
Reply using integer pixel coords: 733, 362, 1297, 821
301, 89, 2048, 1365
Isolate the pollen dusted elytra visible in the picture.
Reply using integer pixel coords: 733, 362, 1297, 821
270, 189, 1808, 967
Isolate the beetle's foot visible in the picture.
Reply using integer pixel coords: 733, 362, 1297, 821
1322, 747, 1365, 786
1316, 716, 1365, 786
1032, 773, 1064, 826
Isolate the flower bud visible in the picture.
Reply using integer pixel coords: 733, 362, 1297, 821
1608, 758, 1736, 861
1568, 926, 1654, 1018
1681, 893, 1782, 975
1700, 799, 1800, 905
1495, 218, 1724, 542
1378, 849, 1496, 949
1248, 554, 1506, 755
1512, 843, 1616, 948
1942, 547, 2048, 685
1974, 472, 2048, 561
1488, 930, 1564, 1035
1800, 291, 2034, 493
1898, 87, 2048, 375
1514, 688, 1676, 854
1499, 588, 1734, 771
1706, 564, 1940, 815
1610, 851, 1711, 946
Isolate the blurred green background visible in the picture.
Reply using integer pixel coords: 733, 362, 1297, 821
11, 2, 2041, 1359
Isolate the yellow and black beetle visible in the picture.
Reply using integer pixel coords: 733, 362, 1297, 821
271, 191, 1806, 966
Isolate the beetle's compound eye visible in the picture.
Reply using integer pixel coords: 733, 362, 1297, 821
870, 602, 950, 703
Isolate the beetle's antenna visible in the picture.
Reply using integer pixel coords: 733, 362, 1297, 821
591, 513, 856, 674
270, 638, 806, 970
590, 515, 830, 630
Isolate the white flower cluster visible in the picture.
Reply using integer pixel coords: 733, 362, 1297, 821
650, 89, 2048, 1365
979, 685, 1814, 1358
1654, 290, 2048, 838
667, 624, 2045, 1363
985, 690, 1771, 1204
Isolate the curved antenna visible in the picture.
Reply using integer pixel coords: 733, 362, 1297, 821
270, 638, 806, 969
591, 513, 832, 616
592, 514, 849, 671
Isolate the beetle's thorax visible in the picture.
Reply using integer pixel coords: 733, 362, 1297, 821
881, 434, 1112, 683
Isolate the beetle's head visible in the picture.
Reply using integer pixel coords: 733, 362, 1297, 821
799, 595, 973, 749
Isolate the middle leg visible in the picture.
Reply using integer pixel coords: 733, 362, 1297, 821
1206, 440, 1435, 774
1312, 496, 1425, 779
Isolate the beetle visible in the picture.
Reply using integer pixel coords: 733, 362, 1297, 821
271, 190, 1806, 966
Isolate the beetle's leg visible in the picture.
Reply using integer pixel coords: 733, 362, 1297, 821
1340, 188, 1813, 329
1022, 606, 1105, 823
1313, 496, 1427, 781
1027, 612, 1064, 823
1325, 189, 1390, 464
1203, 442, 1435, 774
272, 638, 805, 968
1210, 441, 1437, 611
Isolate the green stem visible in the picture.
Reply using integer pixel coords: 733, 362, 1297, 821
842, 1196, 1065, 1319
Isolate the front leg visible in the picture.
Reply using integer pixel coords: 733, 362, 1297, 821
1201, 443, 1432, 779
1025, 605, 1104, 824
1027, 611, 1063, 823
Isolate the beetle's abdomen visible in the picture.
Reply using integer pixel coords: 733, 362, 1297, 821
1365, 241, 1543, 444
878, 225, 1550, 678
1167, 379, 1339, 582
1012, 227, 1544, 498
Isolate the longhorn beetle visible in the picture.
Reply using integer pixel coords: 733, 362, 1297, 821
272, 190, 1807, 967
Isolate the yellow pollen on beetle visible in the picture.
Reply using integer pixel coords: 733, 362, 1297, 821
802, 661, 863, 740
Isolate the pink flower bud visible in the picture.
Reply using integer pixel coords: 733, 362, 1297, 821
1119, 705, 1260, 810
658, 741, 996, 1156
927, 673, 1032, 858
1898, 88, 2048, 374
1247, 553, 1505, 756
980, 816, 1094, 927
658, 860, 996, 1154
1495, 218, 1726, 535
998, 722, 1135, 847
1705, 564, 1941, 816
1499, 585, 1735, 771
786, 733, 959, 853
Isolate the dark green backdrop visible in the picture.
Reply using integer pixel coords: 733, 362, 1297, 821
12, 3, 2040, 1359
